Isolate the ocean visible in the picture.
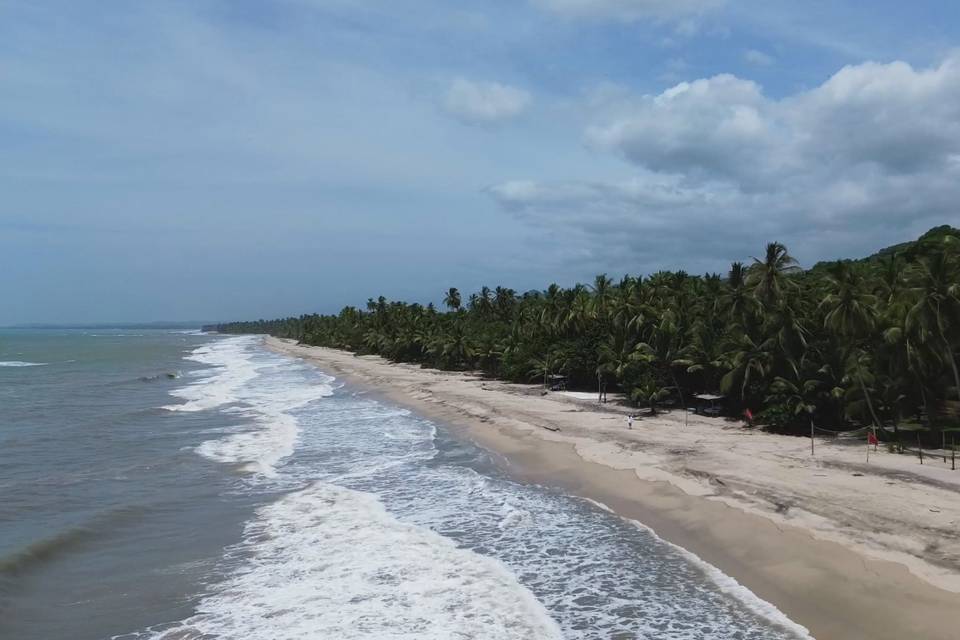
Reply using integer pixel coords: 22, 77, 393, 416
0, 330, 812, 639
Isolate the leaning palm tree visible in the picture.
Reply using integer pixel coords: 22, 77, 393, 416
842, 350, 884, 430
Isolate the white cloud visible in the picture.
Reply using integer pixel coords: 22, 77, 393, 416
443, 78, 531, 125
491, 55, 960, 272
743, 49, 775, 66
532, 0, 723, 21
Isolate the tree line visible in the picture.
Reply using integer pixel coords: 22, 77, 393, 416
209, 226, 960, 440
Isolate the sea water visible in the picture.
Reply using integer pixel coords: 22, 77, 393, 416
0, 331, 812, 639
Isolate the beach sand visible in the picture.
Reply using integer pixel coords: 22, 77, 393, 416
266, 337, 960, 640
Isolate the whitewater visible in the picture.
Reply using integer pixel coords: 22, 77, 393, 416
133, 335, 810, 639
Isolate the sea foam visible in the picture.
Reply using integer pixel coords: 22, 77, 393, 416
146, 337, 811, 640
169, 336, 334, 477
162, 337, 261, 413
145, 482, 563, 640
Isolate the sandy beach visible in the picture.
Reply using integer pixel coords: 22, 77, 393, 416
266, 337, 960, 640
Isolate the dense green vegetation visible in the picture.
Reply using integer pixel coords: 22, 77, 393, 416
211, 226, 960, 439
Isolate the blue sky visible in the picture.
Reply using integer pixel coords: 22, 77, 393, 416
2, 0, 960, 324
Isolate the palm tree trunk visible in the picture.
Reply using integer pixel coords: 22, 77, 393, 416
810, 415, 815, 456
670, 369, 687, 426
935, 312, 960, 402
892, 414, 902, 454
942, 338, 960, 403
920, 385, 933, 428
948, 352, 960, 402
858, 370, 882, 429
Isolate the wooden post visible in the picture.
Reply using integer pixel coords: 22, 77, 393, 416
810, 418, 815, 456
917, 432, 923, 465
943, 432, 947, 464
952, 436, 956, 471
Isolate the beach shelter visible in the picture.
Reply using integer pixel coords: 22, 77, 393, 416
693, 393, 725, 416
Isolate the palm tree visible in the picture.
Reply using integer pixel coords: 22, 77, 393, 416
632, 376, 672, 415
769, 361, 822, 454
820, 261, 882, 428
494, 286, 516, 319
747, 242, 801, 307
566, 285, 594, 332
633, 309, 688, 417
443, 287, 462, 312
819, 262, 877, 340
213, 228, 960, 440
475, 286, 494, 315
841, 349, 883, 430
906, 251, 960, 401
721, 333, 774, 402
590, 273, 615, 319
677, 318, 725, 392
720, 261, 759, 328
597, 332, 635, 388
528, 352, 563, 389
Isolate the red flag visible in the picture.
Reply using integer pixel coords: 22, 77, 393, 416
867, 431, 879, 446
744, 408, 753, 421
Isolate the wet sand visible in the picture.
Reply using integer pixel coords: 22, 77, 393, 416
267, 337, 960, 640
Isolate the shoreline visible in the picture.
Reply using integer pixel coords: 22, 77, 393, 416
266, 337, 960, 640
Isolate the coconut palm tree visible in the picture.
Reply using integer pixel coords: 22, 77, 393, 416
769, 361, 823, 454
590, 273, 615, 319
747, 242, 801, 307
212, 227, 960, 439
819, 261, 883, 429
633, 309, 688, 414
528, 352, 564, 389
443, 287, 462, 312
819, 262, 877, 340
905, 251, 960, 401
494, 286, 516, 319
720, 261, 759, 329
721, 333, 774, 403
632, 376, 672, 415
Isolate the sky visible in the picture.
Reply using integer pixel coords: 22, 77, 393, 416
2, 0, 960, 324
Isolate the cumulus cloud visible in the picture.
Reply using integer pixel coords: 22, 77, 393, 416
532, 0, 723, 22
443, 78, 531, 125
491, 55, 960, 273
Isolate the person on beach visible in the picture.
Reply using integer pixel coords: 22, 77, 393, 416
627, 414, 634, 430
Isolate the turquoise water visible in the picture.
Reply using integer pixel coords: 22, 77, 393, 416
0, 330, 811, 639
